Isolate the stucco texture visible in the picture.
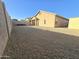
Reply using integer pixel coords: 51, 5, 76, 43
36, 12, 55, 27
32, 11, 69, 28
55, 15, 69, 27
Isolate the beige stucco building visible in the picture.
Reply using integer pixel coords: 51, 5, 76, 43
31, 10, 69, 28
68, 17, 79, 29
0, 0, 12, 57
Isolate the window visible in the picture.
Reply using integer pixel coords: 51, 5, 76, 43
44, 20, 46, 24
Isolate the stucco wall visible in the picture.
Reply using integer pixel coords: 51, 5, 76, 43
36, 12, 55, 27
0, 0, 11, 57
55, 15, 69, 27
69, 18, 79, 29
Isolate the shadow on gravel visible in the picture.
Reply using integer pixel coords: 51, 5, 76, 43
1, 26, 79, 59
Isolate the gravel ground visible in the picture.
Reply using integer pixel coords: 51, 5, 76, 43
2, 26, 79, 59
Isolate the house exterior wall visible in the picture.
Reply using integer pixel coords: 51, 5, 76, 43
25, 19, 32, 26
0, 1, 11, 57
31, 11, 69, 28
36, 12, 56, 27
69, 18, 79, 29
55, 15, 69, 27
31, 17, 36, 25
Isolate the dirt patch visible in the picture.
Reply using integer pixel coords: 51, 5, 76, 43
2, 26, 79, 59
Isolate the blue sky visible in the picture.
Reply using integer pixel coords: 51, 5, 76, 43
3, 0, 79, 19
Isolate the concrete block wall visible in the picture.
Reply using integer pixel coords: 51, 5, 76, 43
68, 18, 79, 29
5, 10, 12, 35
0, 0, 12, 58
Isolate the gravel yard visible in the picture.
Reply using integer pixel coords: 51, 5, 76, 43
2, 26, 79, 59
